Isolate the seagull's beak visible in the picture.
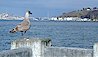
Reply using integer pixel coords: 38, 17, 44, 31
28, 11, 32, 14
30, 12, 32, 14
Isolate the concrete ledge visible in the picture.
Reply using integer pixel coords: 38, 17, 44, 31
13, 38, 51, 42
0, 48, 32, 57
44, 47, 93, 57
49, 47, 93, 50
11, 38, 51, 57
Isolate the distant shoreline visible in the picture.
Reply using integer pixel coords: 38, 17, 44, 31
0, 19, 98, 22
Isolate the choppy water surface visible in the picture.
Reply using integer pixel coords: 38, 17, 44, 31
0, 20, 98, 51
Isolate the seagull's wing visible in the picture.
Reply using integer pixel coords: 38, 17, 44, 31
15, 20, 30, 31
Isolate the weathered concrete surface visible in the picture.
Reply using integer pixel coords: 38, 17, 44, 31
0, 48, 32, 57
11, 38, 51, 57
10, 38, 94, 57
94, 43, 98, 57
44, 47, 93, 57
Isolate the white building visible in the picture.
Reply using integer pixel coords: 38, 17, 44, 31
50, 17, 58, 21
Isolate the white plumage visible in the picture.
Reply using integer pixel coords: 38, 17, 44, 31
10, 11, 32, 36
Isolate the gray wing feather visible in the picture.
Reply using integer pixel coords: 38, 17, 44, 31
16, 20, 30, 31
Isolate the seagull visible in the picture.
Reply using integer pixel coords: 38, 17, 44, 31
9, 10, 32, 36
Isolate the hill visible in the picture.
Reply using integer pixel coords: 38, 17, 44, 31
59, 7, 98, 20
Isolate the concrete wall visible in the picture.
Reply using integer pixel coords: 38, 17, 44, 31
11, 38, 51, 57
94, 43, 98, 57
0, 48, 32, 57
2, 38, 98, 57
44, 47, 93, 57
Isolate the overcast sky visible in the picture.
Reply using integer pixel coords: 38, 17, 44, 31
0, 0, 98, 17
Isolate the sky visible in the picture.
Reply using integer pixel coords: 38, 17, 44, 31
0, 0, 98, 17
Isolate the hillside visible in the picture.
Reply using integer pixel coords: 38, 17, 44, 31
59, 7, 98, 20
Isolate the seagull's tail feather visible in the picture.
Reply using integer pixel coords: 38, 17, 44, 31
9, 27, 18, 33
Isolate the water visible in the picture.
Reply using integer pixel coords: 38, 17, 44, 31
0, 20, 98, 51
